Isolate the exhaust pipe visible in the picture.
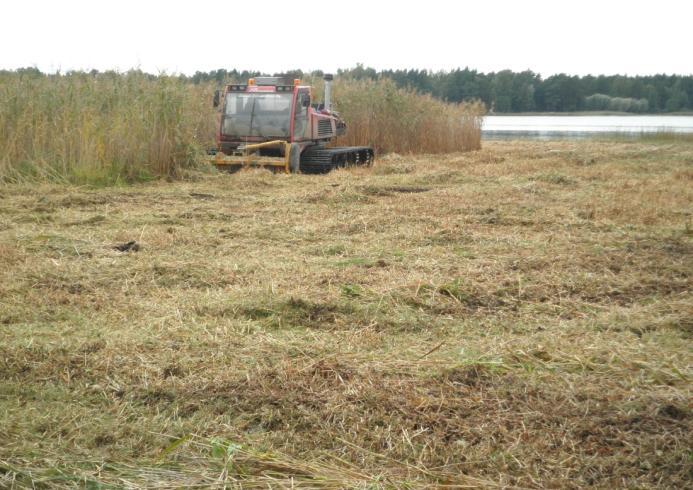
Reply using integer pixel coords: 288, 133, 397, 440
323, 73, 333, 111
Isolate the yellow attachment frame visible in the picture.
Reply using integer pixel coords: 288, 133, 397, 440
212, 140, 292, 173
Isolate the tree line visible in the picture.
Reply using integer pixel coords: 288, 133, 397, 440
340, 66, 693, 113
5, 66, 692, 113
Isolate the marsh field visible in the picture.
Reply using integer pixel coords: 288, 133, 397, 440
0, 139, 691, 488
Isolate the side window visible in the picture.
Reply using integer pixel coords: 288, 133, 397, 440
293, 90, 309, 139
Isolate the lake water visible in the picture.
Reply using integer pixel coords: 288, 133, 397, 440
482, 115, 693, 139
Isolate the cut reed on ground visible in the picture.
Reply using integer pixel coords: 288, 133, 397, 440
0, 140, 690, 488
0, 71, 483, 184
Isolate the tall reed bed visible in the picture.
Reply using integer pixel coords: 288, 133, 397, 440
0, 71, 213, 184
0, 72, 483, 184
330, 78, 484, 154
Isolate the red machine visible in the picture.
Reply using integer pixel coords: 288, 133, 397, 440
211, 74, 373, 173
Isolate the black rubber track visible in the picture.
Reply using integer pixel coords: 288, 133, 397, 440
300, 146, 374, 174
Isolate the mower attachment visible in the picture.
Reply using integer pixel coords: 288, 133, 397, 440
211, 140, 292, 173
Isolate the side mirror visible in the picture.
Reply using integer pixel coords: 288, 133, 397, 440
213, 90, 220, 108
302, 96, 310, 108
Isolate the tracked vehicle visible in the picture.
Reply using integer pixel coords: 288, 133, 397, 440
210, 74, 373, 174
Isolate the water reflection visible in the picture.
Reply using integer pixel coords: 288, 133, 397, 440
482, 115, 693, 139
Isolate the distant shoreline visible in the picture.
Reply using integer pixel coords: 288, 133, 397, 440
487, 111, 693, 117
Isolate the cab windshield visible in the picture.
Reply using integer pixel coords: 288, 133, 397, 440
222, 92, 292, 138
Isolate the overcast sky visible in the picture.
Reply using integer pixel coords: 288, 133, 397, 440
1, 0, 691, 77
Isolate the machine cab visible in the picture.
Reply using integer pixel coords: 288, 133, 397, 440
214, 77, 340, 154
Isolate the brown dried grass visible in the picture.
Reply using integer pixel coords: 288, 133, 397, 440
0, 140, 691, 488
